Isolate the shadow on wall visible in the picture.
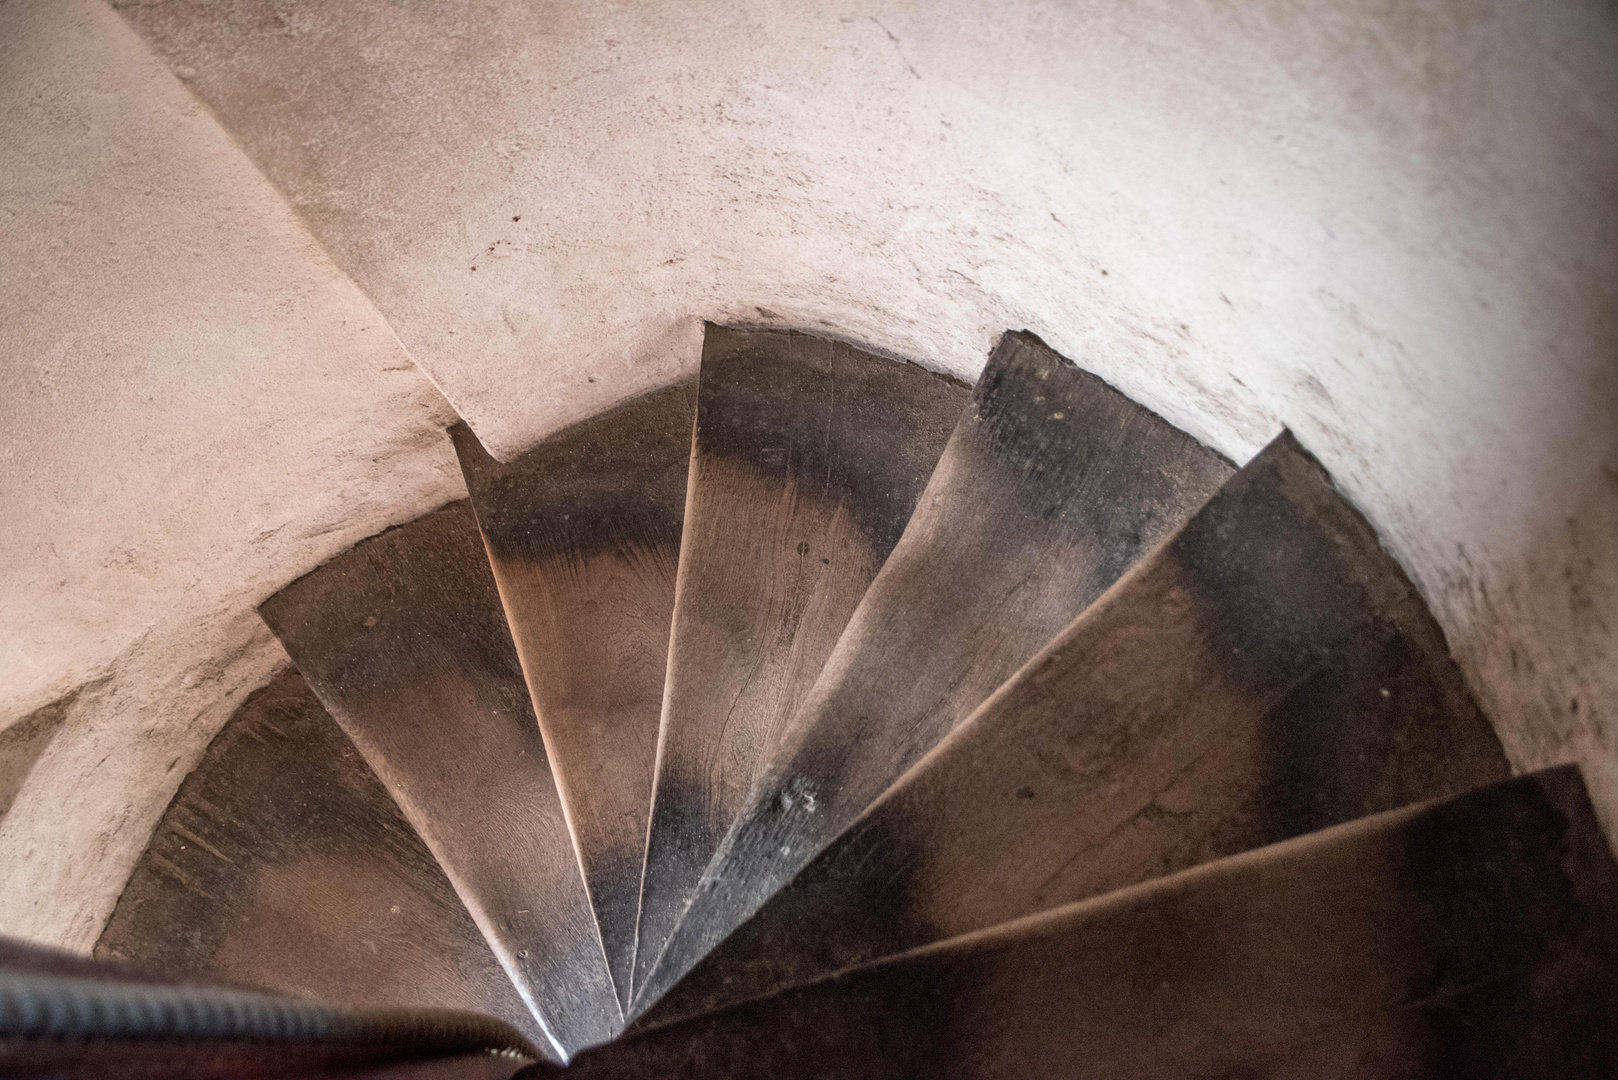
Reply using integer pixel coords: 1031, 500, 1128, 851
0, 690, 79, 822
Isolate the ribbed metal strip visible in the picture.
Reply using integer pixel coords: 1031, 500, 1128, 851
0, 972, 539, 1060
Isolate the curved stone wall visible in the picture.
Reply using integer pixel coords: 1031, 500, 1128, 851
1, 0, 1614, 947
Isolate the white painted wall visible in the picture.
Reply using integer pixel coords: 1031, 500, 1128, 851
1, 0, 1614, 948
0, 0, 463, 948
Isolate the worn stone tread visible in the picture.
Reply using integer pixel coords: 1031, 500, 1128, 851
258, 503, 617, 1061
635, 430, 1512, 1028
632, 325, 967, 1000
633, 330, 1233, 1011
94, 669, 538, 1045
452, 381, 694, 1012
534, 766, 1618, 1079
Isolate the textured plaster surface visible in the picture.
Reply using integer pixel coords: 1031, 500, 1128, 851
0, 0, 462, 950
0, 0, 1614, 954
115, 0, 1618, 836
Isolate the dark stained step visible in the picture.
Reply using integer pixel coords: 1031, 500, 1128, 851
258, 502, 617, 1061
451, 382, 694, 1012
632, 330, 1234, 1011
530, 766, 1618, 1079
632, 325, 968, 1001
95, 669, 540, 1047
634, 431, 1512, 1028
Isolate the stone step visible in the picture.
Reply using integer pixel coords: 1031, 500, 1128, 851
544, 766, 1618, 1079
636, 430, 1510, 1028
633, 331, 1233, 1012
452, 382, 694, 1011
633, 326, 966, 1000
94, 669, 539, 1045
259, 503, 617, 1061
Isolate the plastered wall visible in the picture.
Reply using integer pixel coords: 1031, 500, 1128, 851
0, 0, 463, 948
1, 0, 1614, 947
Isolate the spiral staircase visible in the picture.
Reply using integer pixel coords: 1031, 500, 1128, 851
7, 323, 1589, 1077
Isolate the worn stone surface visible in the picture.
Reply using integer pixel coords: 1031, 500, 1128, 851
95, 670, 538, 1043
633, 333, 1231, 1011
535, 767, 1618, 1079
638, 432, 1510, 1027
452, 383, 695, 1012
259, 503, 618, 1061
633, 326, 966, 1002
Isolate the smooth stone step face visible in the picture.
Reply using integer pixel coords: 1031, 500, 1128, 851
536, 766, 1618, 1080
632, 330, 1233, 1011
94, 669, 539, 1045
635, 431, 1512, 1029
452, 381, 695, 1012
633, 325, 968, 1002
258, 502, 618, 1061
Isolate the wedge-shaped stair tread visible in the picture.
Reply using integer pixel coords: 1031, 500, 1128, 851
546, 766, 1618, 1079
634, 330, 1233, 1009
95, 669, 537, 1043
633, 326, 967, 998
259, 502, 616, 1060
637, 430, 1511, 1027
453, 382, 694, 1011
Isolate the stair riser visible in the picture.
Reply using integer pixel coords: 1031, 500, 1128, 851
453, 383, 694, 1011
637, 432, 1511, 1027
632, 331, 1234, 1011
95, 671, 539, 1043
634, 327, 967, 999
260, 503, 618, 1059
553, 767, 1618, 1079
